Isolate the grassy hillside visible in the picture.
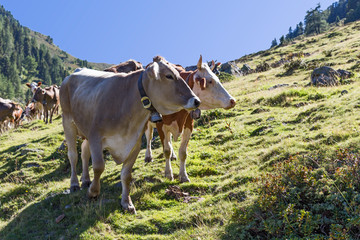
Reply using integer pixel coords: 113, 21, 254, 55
1, 21, 360, 239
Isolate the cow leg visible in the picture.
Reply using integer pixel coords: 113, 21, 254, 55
63, 116, 80, 192
81, 139, 92, 188
179, 128, 192, 183
144, 122, 153, 163
169, 141, 177, 161
44, 108, 48, 124
163, 131, 174, 181
120, 140, 141, 214
88, 138, 104, 198
49, 107, 55, 123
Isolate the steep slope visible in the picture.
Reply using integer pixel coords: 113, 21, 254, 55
1, 20, 360, 239
0, 5, 111, 101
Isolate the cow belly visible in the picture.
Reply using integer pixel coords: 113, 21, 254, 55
103, 135, 136, 164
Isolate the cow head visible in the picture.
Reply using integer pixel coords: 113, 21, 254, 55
32, 87, 46, 104
26, 82, 42, 94
25, 101, 35, 117
143, 56, 200, 115
190, 55, 236, 110
208, 60, 221, 75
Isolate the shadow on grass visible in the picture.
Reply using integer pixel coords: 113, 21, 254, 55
0, 181, 123, 240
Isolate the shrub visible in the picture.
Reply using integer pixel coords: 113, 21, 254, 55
228, 150, 360, 239
218, 72, 235, 83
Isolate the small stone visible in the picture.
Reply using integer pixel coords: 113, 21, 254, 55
341, 90, 349, 95
56, 214, 65, 223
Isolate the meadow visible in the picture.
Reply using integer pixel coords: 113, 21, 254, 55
1, 20, 360, 239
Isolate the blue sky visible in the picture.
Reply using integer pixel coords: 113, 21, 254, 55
1, 0, 336, 67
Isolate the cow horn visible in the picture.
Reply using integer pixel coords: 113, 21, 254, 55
197, 55, 203, 70
211, 60, 215, 71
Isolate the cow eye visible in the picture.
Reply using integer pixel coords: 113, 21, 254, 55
166, 74, 174, 79
209, 80, 213, 84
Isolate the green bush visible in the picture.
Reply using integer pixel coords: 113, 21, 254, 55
218, 72, 236, 83
229, 149, 360, 238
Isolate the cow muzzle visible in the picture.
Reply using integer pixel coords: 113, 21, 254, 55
224, 98, 236, 110
184, 96, 201, 110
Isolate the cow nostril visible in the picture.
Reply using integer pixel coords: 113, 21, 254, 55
194, 98, 201, 108
230, 99, 236, 107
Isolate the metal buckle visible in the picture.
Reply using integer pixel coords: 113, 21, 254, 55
141, 96, 152, 109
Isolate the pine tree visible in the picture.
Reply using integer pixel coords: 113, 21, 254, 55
305, 4, 329, 35
270, 38, 278, 48
279, 35, 285, 45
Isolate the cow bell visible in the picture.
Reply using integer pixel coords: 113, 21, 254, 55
190, 109, 201, 120
150, 111, 162, 123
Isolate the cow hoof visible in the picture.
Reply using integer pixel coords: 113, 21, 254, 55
180, 177, 191, 183
88, 186, 100, 199
81, 181, 92, 188
70, 185, 80, 193
165, 173, 174, 181
87, 191, 99, 200
144, 156, 153, 163
123, 205, 137, 215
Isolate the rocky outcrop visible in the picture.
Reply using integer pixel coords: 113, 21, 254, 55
310, 66, 340, 86
220, 62, 242, 75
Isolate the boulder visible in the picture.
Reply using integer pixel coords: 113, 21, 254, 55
241, 64, 253, 74
310, 66, 340, 86
255, 62, 270, 73
337, 69, 354, 80
220, 62, 242, 75
185, 65, 197, 72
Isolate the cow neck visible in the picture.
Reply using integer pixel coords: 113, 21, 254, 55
137, 71, 162, 123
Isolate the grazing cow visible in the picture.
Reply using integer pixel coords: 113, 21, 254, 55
25, 101, 41, 120
32, 85, 60, 124
60, 56, 200, 213
144, 55, 236, 182
103, 59, 143, 73
26, 82, 44, 119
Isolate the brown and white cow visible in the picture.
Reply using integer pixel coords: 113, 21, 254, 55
0, 98, 22, 132
26, 82, 44, 119
144, 55, 236, 182
60, 56, 200, 213
25, 101, 41, 120
31, 85, 60, 124
103, 59, 143, 73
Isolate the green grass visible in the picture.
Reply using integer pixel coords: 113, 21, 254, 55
1, 20, 360, 239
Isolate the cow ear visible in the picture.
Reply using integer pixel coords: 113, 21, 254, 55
197, 55, 203, 70
38, 82, 42, 87
146, 62, 160, 80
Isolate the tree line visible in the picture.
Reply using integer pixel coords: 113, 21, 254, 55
0, 5, 76, 102
271, 0, 360, 48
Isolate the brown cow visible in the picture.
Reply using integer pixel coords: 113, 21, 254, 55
60, 56, 200, 213
103, 59, 143, 73
31, 85, 60, 124
144, 55, 236, 182
0, 98, 21, 132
